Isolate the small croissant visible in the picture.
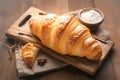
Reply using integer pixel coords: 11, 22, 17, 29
21, 43, 40, 68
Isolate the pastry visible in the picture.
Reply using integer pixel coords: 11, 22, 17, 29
29, 14, 102, 61
21, 43, 40, 68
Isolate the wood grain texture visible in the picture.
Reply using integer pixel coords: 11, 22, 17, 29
0, 0, 120, 80
94, 0, 120, 80
68, 0, 95, 11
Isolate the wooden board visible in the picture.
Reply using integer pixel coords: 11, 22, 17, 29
5, 7, 114, 75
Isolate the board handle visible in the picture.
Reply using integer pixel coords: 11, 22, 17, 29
19, 15, 31, 27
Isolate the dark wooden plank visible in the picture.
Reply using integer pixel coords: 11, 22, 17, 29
0, 0, 24, 80
0, 0, 45, 80
94, 0, 120, 80
68, 0, 95, 11
44, 0, 69, 14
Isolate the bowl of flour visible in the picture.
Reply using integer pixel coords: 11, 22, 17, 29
78, 8, 104, 31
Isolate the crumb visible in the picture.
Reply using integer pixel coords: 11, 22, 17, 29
37, 56, 47, 66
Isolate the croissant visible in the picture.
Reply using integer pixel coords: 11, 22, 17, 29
29, 13, 102, 61
21, 43, 40, 68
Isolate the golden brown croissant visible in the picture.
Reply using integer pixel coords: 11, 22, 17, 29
21, 43, 40, 68
29, 13, 102, 61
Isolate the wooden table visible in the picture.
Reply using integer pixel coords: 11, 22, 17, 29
0, 0, 120, 80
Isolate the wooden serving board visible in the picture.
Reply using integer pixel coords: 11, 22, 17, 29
6, 7, 114, 75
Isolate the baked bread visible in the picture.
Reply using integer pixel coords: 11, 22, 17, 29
21, 43, 40, 68
29, 13, 102, 61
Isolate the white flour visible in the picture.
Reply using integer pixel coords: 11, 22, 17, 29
81, 10, 102, 24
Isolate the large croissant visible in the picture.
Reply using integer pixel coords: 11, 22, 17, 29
29, 13, 102, 60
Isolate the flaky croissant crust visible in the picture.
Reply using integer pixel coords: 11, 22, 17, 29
29, 13, 102, 61
21, 43, 40, 68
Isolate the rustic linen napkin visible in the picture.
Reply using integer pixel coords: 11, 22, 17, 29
15, 46, 67, 77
